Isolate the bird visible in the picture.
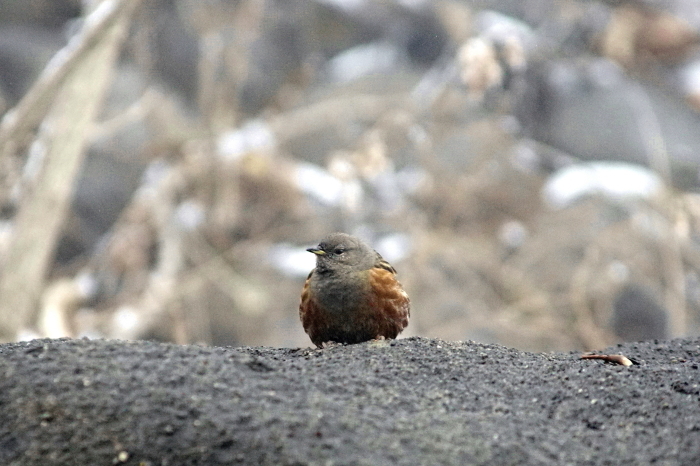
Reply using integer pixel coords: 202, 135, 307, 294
299, 232, 410, 348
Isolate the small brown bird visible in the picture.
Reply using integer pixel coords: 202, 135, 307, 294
299, 233, 410, 348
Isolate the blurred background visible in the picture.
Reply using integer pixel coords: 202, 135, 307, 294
1, 0, 700, 350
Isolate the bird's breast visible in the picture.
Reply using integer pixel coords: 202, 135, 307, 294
310, 270, 370, 314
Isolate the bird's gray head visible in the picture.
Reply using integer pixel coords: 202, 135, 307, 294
306, 233, 378, 273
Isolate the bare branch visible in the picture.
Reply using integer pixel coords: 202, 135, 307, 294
0, 0, 143, 341
0, 0, 141, 158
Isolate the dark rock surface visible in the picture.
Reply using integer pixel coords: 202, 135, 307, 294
1, 336, 699, 465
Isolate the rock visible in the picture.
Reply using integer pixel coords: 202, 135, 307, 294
1, 336, 699, 465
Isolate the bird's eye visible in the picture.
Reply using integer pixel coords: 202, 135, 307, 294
334, 248, 345, 255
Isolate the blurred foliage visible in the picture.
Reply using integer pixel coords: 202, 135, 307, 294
1, 0, 700, 350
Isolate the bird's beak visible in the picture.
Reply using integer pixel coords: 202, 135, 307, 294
307, 247, 326, 255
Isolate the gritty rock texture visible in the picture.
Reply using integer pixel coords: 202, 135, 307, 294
0, 337, 699, 465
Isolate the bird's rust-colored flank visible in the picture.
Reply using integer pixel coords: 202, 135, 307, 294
299, 233, 410, 348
